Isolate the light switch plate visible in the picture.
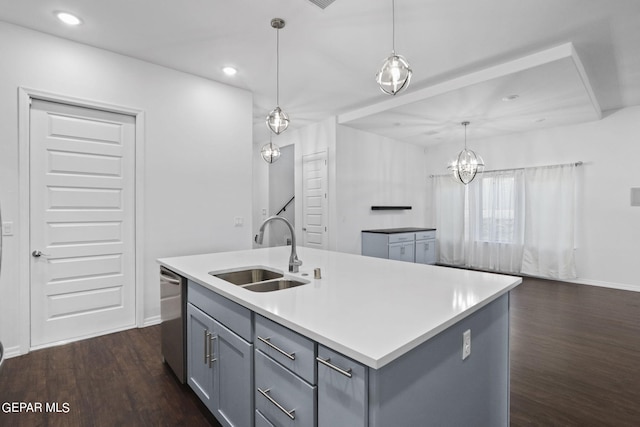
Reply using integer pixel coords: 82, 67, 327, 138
631, 188, 640, 207
2, 221, 13, 236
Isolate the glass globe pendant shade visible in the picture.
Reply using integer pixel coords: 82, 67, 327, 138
261, 142, 281, 164
448, 148, 485, 184
266, 106, 289, 135
376, 52, 412, 95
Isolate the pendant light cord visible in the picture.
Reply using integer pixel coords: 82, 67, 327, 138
391, 0, 396, 53
462, 121, 470, 149
464, 123, 467, 149
276, 27, 280, 106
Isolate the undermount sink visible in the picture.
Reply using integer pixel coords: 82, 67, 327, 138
211, 268, 283, 285
243, 279, 308, 293
210, 267, 309, 292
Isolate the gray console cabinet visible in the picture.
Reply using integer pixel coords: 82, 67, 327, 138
362, 228, 436, 265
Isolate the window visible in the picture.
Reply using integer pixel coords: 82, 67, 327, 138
476, 174, 521, 243
435, 164, 577, 279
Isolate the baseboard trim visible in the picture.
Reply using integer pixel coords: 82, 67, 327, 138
142, 315, 162, 327
436, 263, 640, 293
565, 278, 640, 293
3, 344, 23, 360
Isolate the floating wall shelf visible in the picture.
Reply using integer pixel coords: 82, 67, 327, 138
371, 206, 412, 211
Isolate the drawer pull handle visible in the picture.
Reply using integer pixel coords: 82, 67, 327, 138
209, 335, 217, 367
257, 336, 296, 360
317, 356, 353, 378
257, 387, 296, 420
204, 330, 210, 365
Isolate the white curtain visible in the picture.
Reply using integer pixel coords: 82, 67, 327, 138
521, 164, 577, 279
466, 170, 525, 274
433, 163, 578, 280
433, 175, 465, 265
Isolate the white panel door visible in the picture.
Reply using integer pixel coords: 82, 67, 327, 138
302, 151, 328, 249
30, 99, 136, 348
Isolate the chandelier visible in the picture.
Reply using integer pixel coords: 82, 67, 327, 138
375, 0, 412, 95
448, 121, 485, 184
266, 18, 290, 135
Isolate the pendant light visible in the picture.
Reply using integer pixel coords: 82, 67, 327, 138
376, 0, 412, 95
261, 136, 281, 164
448, 121, 485, 184
266, 18, 290, 135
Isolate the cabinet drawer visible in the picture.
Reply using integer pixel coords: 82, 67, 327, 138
317, 345, 368, 427
255, 350, 317, 427
255, 315, 316, 384
388, 232, 415, 244
415, 230, 436, 240
188, 280, 252, 342
256, 410, 275, 427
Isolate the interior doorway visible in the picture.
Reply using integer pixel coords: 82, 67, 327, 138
302, 151, 328, 249
20, 90, 144, 352
268, 144, 295, 246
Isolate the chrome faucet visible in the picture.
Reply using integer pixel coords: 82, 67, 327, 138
255, 215, 303, 273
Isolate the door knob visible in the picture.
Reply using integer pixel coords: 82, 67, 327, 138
32, 250, 50, 258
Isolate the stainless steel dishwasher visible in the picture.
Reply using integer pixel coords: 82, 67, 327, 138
160, 266, 187, 383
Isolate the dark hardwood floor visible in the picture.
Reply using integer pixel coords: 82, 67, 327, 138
509, 278, 640, 426
1, 277, 638, 426
0, 326, 220, 427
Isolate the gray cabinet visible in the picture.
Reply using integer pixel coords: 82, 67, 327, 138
187, 303, 215, 407
388, 240, 415, 262
362, 229, 436, 265
255, 350, 317, 427
212, 318, 253, 427
317, 345, 368, 427
254, 315, 317, 427
255, 314, 316, 384
187, 282, 254, 427
414, 230, 436, 265
186, 278, 509, 427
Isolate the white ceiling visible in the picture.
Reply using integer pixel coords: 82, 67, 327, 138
1, 0, 639, 146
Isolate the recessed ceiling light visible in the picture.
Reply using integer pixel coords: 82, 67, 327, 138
56, 11, 82, 26
501, 94, 519, 101
222, 66, 237, 76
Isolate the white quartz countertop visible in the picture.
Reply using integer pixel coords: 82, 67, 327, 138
158, 246, 521, 369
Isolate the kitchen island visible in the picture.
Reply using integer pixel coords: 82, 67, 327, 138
159, 246, 521, 427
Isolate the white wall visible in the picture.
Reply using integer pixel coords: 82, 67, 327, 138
0, 22, 253, 356
252, 120, 430, 256
335, 126, 430, 255
424, 107, 640, 291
